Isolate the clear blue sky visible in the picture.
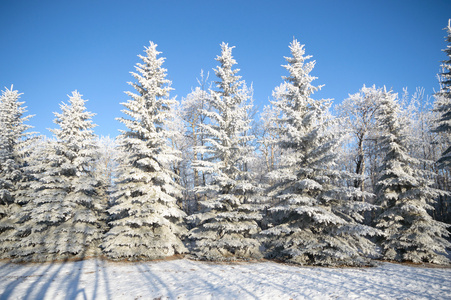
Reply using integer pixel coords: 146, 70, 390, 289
1, 0, 450, 137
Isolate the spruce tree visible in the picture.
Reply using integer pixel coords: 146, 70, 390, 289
102, 42, 187, 261
375, 88, 451, 264
11, 137, 57, 260
433, 19, 451, 170
188, 43, 262, 261
13, 91, 106, 262
0, 86, 34, 259
261, 39, 380, 266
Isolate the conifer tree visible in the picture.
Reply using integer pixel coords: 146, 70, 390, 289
102, 42, 187, 260
375, 88, 451, 264
261, 39, 380, 266
0, 86, 34, 259
12, 91, 106, 262
188, 43, 262, 261
11, 137, 57, 260
434, 19, 451, 170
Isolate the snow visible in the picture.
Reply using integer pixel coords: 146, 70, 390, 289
1, 258, 450, 299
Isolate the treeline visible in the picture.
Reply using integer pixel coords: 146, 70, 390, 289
0, 21, 450, 266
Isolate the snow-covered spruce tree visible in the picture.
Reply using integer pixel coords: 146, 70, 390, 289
12, 91, 106, 262
400, 88, 451, 223
102, 42, 187, 261
434, 19, 451, 170
0, 86, 34, 259
260, 39, 380, 266
10, 136, 55, 260
188, 43, 263, 261
375, 88, 451, 264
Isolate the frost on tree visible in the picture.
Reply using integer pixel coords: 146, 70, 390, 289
257, 103, 285, 185
434, 19, 451, 170
94, 135, 119, 205
336, 85, 384, 194
375, 88, 451, 264
179, 73, 212, 213
188, 43, 263, 261
0, 86, 34, 259
260, 39, 380, 266
102, 42, 187, 261
167, 98, 193, 213
12, 91, 106, 262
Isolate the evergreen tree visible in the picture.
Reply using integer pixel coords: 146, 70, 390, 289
398, 88, 451, 223
188, 43, 262, 261
261, 39, 380, 266
433, 19, 451, 222
102, 42, 187, 260
13, 91, 106, 262
434, 19, 451, 170
375, 88, 451, 264
11, 137, 56, 260
0, 86, 34, 259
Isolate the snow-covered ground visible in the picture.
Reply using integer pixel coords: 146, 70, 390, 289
0, 258, 450, 300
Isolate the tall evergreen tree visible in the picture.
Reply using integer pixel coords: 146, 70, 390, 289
0, 86, 34, 259
434, 19, 451, 170
102, 42, 187, 260
13, 91, 106, 262
375, 88, 451, 264
188, 43, 262, 261
261, 39, 380, 266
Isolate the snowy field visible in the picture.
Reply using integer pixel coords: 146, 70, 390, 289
1, 259, 450, 300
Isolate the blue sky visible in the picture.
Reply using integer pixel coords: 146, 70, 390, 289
1, 0, 450, 137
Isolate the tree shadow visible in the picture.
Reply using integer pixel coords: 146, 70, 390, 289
54, 259, 87, 300
0, 258, 112, 300
27, 261, 66, 300
97, 258, 112, 300
0, 261, 12, 273
164, 259, 218, 296
0, 262, 41, 300
135, 262, 176, 298
1, 258, 450, 299
190, 261, 260, 299
49, 258, 111, 300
